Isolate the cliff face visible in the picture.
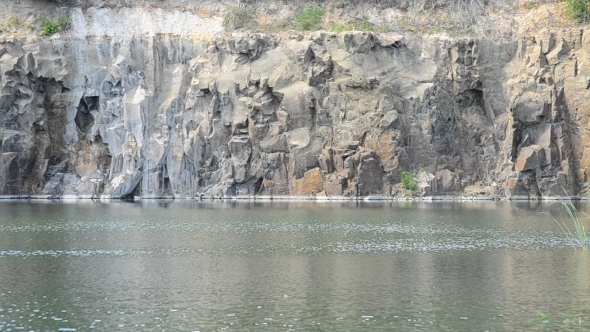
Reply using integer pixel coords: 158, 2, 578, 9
1, 5, 589, 199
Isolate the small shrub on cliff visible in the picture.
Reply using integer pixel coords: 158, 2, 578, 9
296, 6, 324, 30
566, 0, 590, 23
40, 18, 60, 35
1, 14, 18, 31
401, 171, 416, 191
222, 3, 256, 30
39, 15, 69, 36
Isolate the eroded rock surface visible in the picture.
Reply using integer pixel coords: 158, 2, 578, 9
1, 27, 589, 199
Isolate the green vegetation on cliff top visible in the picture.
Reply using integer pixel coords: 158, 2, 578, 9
566, 0, 590, 23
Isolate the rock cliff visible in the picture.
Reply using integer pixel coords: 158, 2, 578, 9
1, 2, 589, 199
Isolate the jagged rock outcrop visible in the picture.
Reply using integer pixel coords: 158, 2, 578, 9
1, 21, 589, 198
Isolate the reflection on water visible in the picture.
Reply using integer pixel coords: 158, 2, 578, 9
0, 201, 589, 331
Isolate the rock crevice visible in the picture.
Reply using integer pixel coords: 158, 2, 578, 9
1, 29, 589, 199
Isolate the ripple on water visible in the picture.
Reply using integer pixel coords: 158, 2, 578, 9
0, 215, 574, 254
0, 232, 577, 258
1, 202, 589, 332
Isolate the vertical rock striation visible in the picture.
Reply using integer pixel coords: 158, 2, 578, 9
1, 27, 589, 199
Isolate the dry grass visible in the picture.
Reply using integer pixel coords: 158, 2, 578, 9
1, 0, 582, 39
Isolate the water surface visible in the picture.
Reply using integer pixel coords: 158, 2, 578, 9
0, 201, 589, 331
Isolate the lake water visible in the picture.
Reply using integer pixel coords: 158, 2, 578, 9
0, 200, 589, 331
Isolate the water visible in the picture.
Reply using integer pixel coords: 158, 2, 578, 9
0, 200, 589, 331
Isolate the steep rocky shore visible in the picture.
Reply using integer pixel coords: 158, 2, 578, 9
1, 1, 589, 199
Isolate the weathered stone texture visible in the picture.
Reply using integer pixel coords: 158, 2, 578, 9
1, 27, 589, 199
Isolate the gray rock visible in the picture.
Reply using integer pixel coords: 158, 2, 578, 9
0, 23, 589, 199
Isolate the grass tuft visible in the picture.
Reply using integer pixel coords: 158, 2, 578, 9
331, 19, 372, 32
24, 20, 35, 31
546, 202, 588, 251
1, 14, 18, 31
222, 3, 256, 30
296, 6, 324, 31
